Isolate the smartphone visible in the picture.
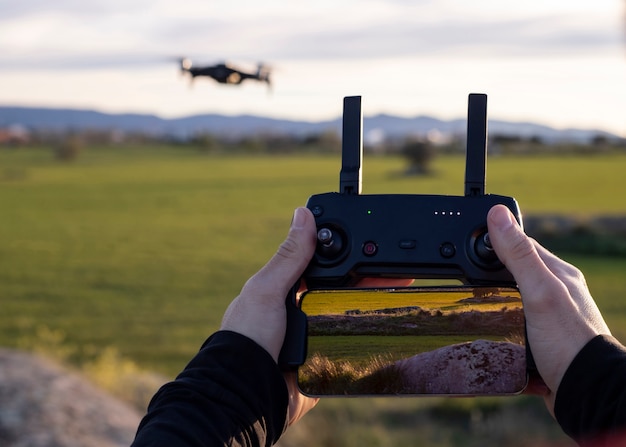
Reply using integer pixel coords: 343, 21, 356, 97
297, 286, 527, 397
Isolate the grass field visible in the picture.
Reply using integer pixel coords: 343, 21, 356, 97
2, 147, 626, 371
302, 287, 522, 315
1, 146, 625, 446
306, 335, 484, 364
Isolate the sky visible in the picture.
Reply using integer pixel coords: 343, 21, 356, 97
1, 0, 625, 136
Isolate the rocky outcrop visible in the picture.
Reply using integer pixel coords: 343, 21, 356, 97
0, 348, 142, 447
394, 340, 526, 395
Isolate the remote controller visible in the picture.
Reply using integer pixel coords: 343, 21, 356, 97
279, 94, 523, 368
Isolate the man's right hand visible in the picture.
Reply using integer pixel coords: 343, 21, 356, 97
487, 204, 611, 415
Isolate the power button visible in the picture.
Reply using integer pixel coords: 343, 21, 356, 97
440, 242, 456, 258
362, 241, 378, 256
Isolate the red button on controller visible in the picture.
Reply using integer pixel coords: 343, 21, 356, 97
362, 241, 378, 256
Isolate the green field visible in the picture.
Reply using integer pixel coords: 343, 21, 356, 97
305, 334, 511, 371
303, 287, 524, 360
302, 287, 522, 315
1, 146, 626, 446
2, 148, 626, 371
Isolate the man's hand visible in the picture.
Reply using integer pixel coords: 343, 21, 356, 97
220, 207, 319, 425
487, 204, 611, 414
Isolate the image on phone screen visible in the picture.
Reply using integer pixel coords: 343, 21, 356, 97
298, 286, 527, 396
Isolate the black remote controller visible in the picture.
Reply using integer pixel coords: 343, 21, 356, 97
278, 94, 523, 368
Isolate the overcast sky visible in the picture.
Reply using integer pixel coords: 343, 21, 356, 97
1, 0, 624, 136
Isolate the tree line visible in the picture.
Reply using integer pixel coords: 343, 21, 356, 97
2, 126, 624, 169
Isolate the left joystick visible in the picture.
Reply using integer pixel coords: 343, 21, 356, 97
316, 227, 344, 259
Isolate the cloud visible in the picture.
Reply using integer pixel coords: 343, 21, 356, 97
0, 0, 153, 20
0, 1, 620, 71
271, 14, 621, 60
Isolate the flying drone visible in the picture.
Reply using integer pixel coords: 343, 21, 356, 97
179, 58, 271, 89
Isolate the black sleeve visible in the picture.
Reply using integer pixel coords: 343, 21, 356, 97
131, 331, 289, 447
554, 335, 626, 444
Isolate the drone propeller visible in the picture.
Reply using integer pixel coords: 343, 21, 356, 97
180, 57, 193, 72
255, 62, 272, 86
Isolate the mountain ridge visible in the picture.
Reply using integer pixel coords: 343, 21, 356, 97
0, 105, 619, 143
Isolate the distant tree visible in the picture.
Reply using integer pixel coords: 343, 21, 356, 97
472, 287, 501, 299
191, 132, 218, 152
591, 134, 609, 147
402, 138, 435, 175
54, 134, 83, 161
302, 130, 341, 153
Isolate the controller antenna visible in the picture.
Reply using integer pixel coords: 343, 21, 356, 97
464, 93, 488, 197
339, 96, 363, 195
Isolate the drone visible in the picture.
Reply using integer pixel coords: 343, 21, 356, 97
179, 58, 271, 89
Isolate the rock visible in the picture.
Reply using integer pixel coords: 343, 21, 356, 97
0, 348, 142, 447
393, 340, 526, 395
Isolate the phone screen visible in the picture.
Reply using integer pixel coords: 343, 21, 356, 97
297, 286, 527, 396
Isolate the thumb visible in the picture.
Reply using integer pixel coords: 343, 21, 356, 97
487, 204, 568, 397
220, 207, 317, 361
487, 205, 569, 332
242, 207, 317, 301
486, 205, 551, 299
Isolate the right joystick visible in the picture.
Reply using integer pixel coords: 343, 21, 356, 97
316, 227, 344, 259
474, 232, 498, 262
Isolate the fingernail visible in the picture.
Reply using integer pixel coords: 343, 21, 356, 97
489, 205, 516, 231
291, 207, 306, 229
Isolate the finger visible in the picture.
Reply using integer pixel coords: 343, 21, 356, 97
486, 205, 543, 282
486, 205, 563, 313
242, 207, 317, 302
534, 241, 611, 336
220, 208, 317, 361
487, 205, 606, 399
283, 371, 319, 426
533, 242, 585, 285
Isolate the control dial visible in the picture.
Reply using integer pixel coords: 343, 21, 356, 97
469, 228, 503, 270
316, 227, 344, 258
474, 232, 498, 262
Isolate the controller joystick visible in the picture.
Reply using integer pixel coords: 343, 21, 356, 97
316, 227, 344, 258
474, 232, 498, 263
317, 228, 333, 244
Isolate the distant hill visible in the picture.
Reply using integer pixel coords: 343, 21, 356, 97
0, 105, 619, 143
